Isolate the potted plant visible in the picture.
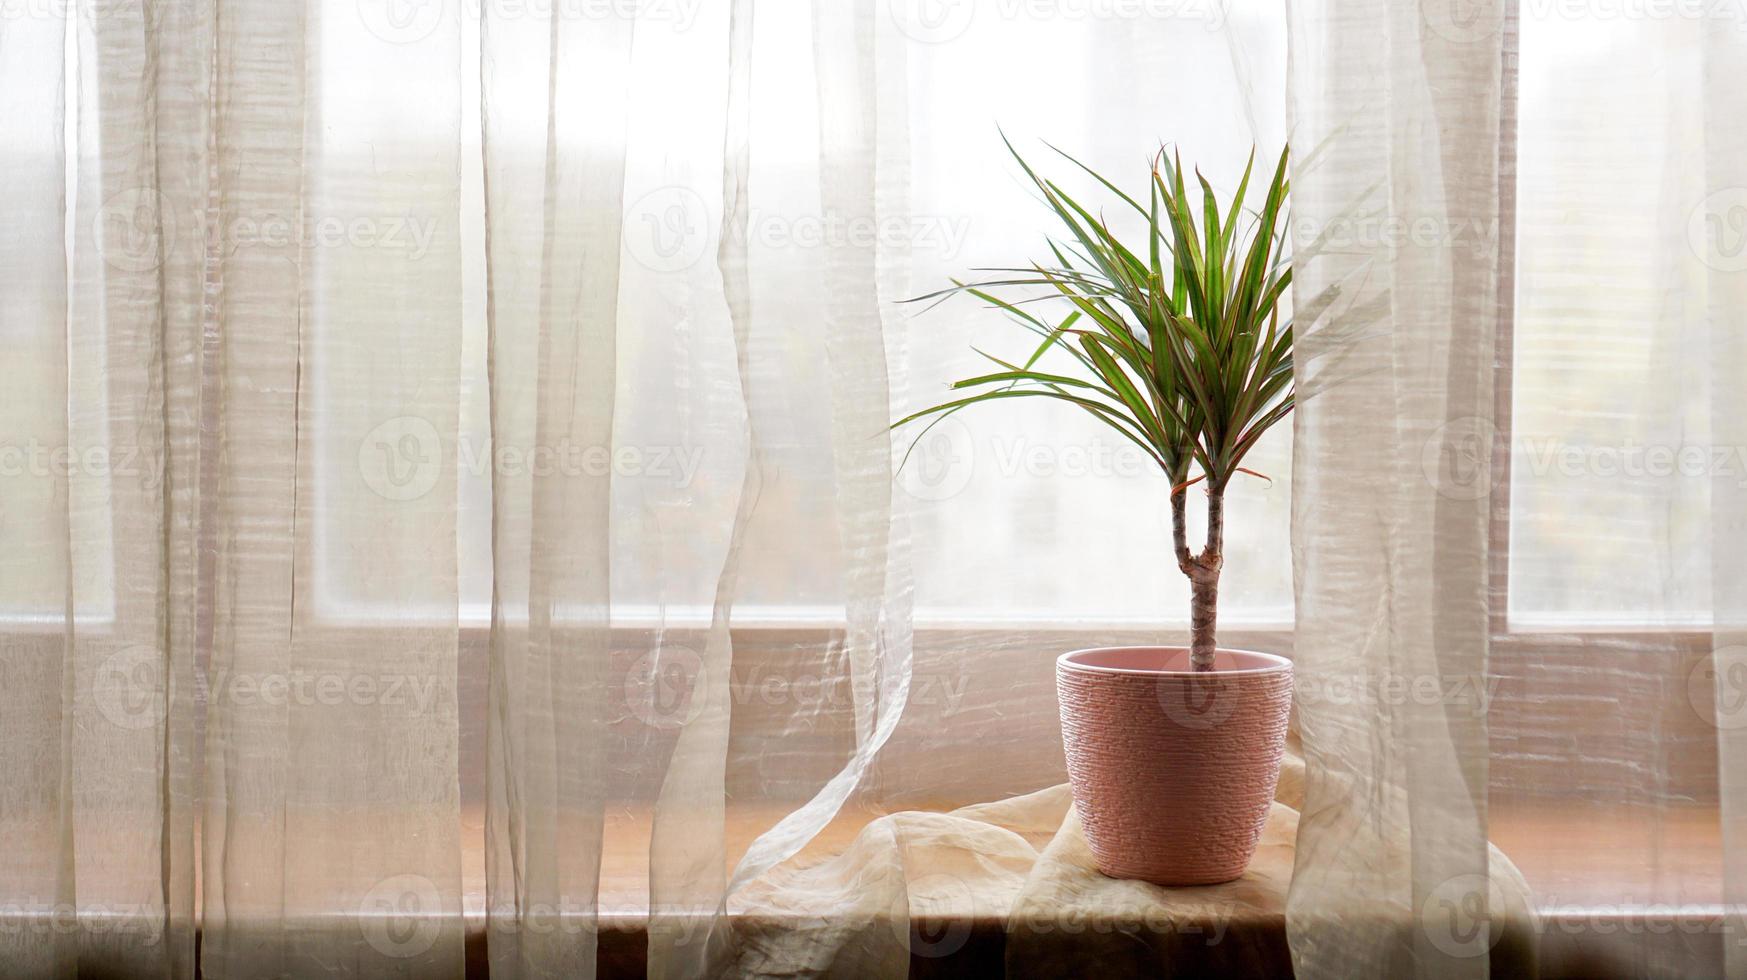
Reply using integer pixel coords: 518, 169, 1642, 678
896, 139, 1296, 885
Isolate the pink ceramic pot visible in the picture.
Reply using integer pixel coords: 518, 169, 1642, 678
1056, 646, 1293, 886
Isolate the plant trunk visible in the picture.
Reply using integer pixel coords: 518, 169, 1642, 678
1186, 485, 1224, 671
1189, 563, 1220, 671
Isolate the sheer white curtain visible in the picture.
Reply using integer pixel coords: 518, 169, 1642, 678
1285, 0, 1747, 977
1709, 21, 1747, 980
2, 1, 1291, 978
471, 0, 1293, 976
15, 0, 1747, 976
201, 0, 469, 974
1282, 0, 1519, 973
0, 2, 204, 976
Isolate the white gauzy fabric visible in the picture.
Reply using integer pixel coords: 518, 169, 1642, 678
0, 14, 73, 973
640, 1, 920, 973
1708, 21, 1747, 980
1281, 1, 1510, 976
470, 1, 1292, 976
56, 1, 1747, 978
479, 2, 632, 977
1287, 2, 1747, 978
201, 0, 469, 975
636, 2, 1292, 976
3, 1, 1292, 976
1507, 12, 1747, 975
0, 1, 205, 976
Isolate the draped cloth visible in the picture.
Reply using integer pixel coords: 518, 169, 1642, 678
6, 0, 1745, 977
726, 743, 1537, 977
1284, 0, 1747, 976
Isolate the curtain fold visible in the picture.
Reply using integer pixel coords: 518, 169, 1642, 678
39, 2, 1747, 979
200, 1, 308, 970
202, 1, 467, 974
629, 3, 740, 975
645, 0, 919, 973
1282, 0, 1510, 975
1287, 2, 1747, 978
662, 0, 920, 972
3, 4, 1290, 977
0, 1, 206, 975
479, 2, 631, 977
1704, 17, 1747, 980
0, 7, 77, 976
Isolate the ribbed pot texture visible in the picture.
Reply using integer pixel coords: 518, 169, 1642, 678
1057, 646, 1293, 886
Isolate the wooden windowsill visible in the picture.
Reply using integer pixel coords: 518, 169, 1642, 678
9, 797, 1723, 977
448, 799, 1729, 978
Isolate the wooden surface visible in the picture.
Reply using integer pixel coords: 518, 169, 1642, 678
6, 798, 1723, 977
453, 798, 1727, 978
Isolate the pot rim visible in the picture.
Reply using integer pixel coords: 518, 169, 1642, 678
1057, 645, 1292, 678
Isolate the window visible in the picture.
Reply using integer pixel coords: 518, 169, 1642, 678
1, 23, 114, 628
303, 0, 1297, 632
1508, 16, 1723, 630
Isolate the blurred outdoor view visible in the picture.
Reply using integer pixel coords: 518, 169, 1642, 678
4, 1, 1724, 634
1510, 15, 1719, 628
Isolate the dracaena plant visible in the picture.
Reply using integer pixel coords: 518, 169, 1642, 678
896, 139, 1294, 671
